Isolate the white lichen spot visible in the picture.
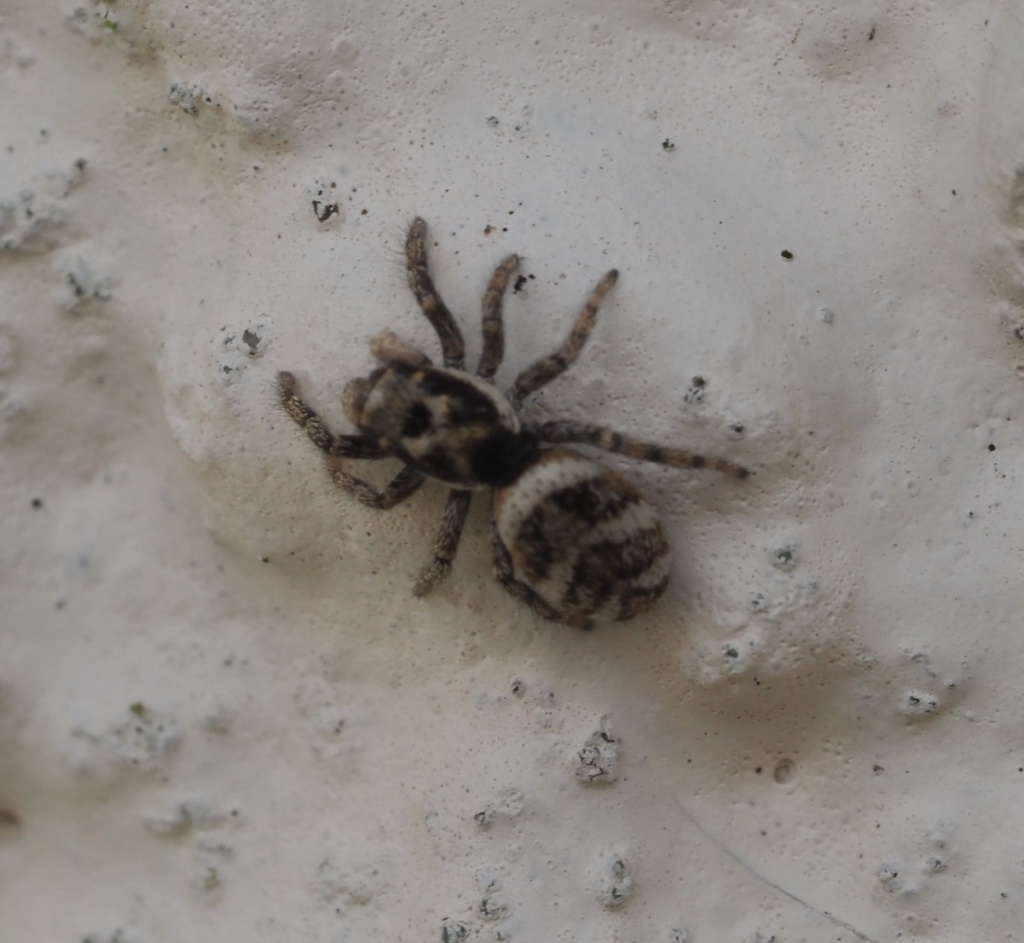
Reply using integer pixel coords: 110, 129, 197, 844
473, 788, 524, 828
900, 689, 940, 716
997, 302, 1024, 342
1, 158, 86, 253
111, 702, 181, 767
768, 541, 798, 571
212, 315, 276, 389
142, 797, 230, 836
310, 178, 343, 226
194, 865, 222, 897
58, 255, 114, 310
593, 851, 634, 908
140, 804, 190, 837
238, 313, 274, 358
168, 81, 211, 116
66, 702, 181, 778
441, 919, 474, 943
477, 875, 509, 922
315, 857, 377, 909
575, 716, 620, 784
926, 854, 946, 873
876, 860, 919, 896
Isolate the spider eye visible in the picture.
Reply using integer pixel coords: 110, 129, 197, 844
402, 402, 432, 438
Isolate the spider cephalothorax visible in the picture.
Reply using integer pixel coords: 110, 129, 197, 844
345, 359, 538, 487
278, 217, 748, 628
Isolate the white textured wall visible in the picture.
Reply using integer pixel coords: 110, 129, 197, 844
2, 2, 1023, 941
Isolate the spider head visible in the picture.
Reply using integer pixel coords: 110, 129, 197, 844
347, 361, 538, 487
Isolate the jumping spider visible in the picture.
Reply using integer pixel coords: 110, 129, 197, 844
278, 217, 748, 628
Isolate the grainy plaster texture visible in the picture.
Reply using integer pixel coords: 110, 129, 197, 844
2, 2, 1024, 941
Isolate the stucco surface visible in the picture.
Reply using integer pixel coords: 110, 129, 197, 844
2, 2, 1024, 941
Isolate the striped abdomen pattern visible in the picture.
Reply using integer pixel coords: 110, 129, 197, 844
493, 448, 671, 624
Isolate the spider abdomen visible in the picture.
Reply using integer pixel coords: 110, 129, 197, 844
493, 448, 671, 624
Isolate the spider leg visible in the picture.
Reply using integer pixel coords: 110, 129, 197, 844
531, 420, 750, 479
477, 253, 521, 381
406, 217, 466, 369
326, 456, 425, 510
507, 269, 618, 406
279, 371, 389, 459
488, 519, 593, 630
413, 489, 473, 596
281, 370, 422, 508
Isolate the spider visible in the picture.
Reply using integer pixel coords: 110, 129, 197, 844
278, 217, 749, 628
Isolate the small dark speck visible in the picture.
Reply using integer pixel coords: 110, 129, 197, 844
360, 208, 368, 215
868, 24, 876, 40
31, 497, 43, 509
684, 376, 707, 404
781, 249, 794, 260
724, 646, 739, 659
987, 443, 996, 451
951, 189, 957, 195
662, 138, 676, 152
730, 422, 745, 435
486, 116, 499, 127
513, 274, 528, 293
260, 555, 270, 563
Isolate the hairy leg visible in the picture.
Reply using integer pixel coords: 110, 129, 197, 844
279, 371, 388, 459
406, 217, 466, 369
532, 420, 750, 479
280, 370, 424, 509
413, 489, 473, 596
508, 269, 618, 406
488, 520, 592, 629
326, 456, 425, 510
477, 253, 521, 381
